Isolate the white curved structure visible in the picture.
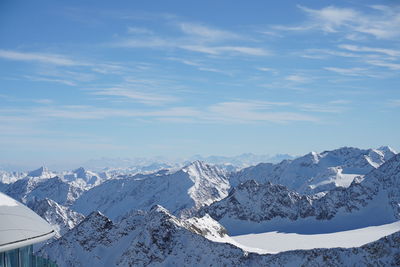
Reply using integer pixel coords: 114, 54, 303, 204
0, 192, 55, 252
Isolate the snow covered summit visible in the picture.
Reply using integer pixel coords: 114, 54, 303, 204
230, 146, 397, 194
27, 166, 55, 179
73, 161, 230, 219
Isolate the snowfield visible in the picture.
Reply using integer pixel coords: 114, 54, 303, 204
231, 220, 400, 254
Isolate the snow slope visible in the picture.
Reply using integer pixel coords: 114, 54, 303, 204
3, 176, 84, 206
232, 220, 400, 254
230, 146, 396, 194
73, 161, 229, 219
29, 198, 85, 238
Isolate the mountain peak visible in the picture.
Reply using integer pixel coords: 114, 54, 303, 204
238, 179, 259, 189
81, 211, 114, 232
368, 152, 400, 184
72, 167, 88, 179
378, 145, 396, 153
73, 167, 86, 173
187, 160, 208, 169
377, 146, 397, 161
27, 166, 50, 177
149, 204, 171, 215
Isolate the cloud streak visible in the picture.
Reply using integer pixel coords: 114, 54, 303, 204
0, 50, 87, 66
324, 67, 368, 77
273, 5, 400, 40
178, 22, 240, 41
1, 99, 321, 124
339, 44, 400, 57
91, 87, 179, 105
112, 20, 269, 57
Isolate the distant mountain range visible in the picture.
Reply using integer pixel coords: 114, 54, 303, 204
1, 146, 399, 266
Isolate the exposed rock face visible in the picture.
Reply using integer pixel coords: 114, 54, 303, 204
203, 153, 400, 228
202, 180, 316, 222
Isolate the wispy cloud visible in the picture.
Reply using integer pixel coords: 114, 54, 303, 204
329, 100, 351, 105
299, 103, 347, 113
206, 101, 317, 123
91, 87, 178, 105
0, 50, 87, 66
301, 48, 361, 59
0, 94, 55, 105
257, 67, 276, 73
285, 74, 310, 83
178, 22, 239, 41
166, 57, 202, 67
298, 5, 358, 33
258, 30, 283, 37
324, 67, 368, 76
364, 60, 400, 70
114, 37, 269, 56
24, 75, 77, 86
165, 57, 232, 75
180, 45, 269, 56
3, 99, 321, 124
110, 37, 171, 49
33, 99, 54, 105
0, 49, 129, 83
339, 44, 400, 57
112, 19, 269, 57
127, 26, 153, 35
273, 5, 400, 40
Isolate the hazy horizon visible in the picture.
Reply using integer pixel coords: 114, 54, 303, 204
0, 145, 397, 172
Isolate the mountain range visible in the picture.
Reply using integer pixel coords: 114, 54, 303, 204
0, 146, 399, 266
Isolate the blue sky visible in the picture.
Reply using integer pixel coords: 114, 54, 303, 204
0, 0, 399, 168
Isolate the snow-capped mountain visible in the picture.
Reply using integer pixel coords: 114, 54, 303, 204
189, 153, 295, 167
38, 205, 245, 267
73, 161, 230, 219
80, 153, 295, 173
62, 167, 108, 188
0, 166, 56, 184
27, 166, 56, 179
3, 176, 84, 206
230, 146, 396, 194
81, 157, 179, 173
29, 198, 85, 238
0, 165, 111, 189
0, 170, 26, 183
39, 204, 400, 266
203, 152, 400, 235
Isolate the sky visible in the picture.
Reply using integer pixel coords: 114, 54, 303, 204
0, 0, 399, 169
